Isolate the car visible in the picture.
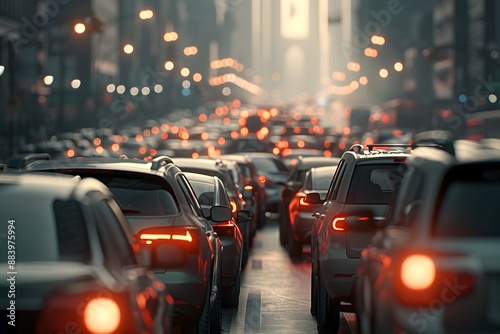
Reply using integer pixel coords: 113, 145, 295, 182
0, 173, 174, 334
243, 152, 289, 218
185, 172, 253, 308
354, 139, 500, 334
279, 156, 341, 247
23, 156, 226, 333
173, 158, 253, 268
218, 154, 268, 230
287, 165, 337, 258
310, 144, 409, 332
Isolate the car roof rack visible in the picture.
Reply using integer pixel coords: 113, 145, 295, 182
350, 144, 365, 154
411, 130, 455, 156
366, 144, 411, 152
151, 155, 174, 170
19, 153, 52, 168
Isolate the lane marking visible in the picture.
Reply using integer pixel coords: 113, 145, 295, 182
244, 290, 261, 333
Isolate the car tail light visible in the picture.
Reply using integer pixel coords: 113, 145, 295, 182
84, 298, 121, 333
36, 287, 135, 334
258, 175, 267, 184
213, 222, 235, 237
394, 252, 475, 307
400, 255, 436, 290
244, 185, 254, 191
330, 214, 373, 232
332, 216, 346, 231
297, 192, 313, 212
138, 226, 200, 253
230, 199, 238, 213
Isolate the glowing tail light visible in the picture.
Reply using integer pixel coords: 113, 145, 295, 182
230, 200, 238, 213
332, 216, 346, 231
400, 255, 436, 290
258, 175, 267, 184
140, 231, 193, 242
35, 288, 135, 334
394, 252, 476, 306
137, 227, 200, 253
244, 185, 254, 191
84, 298, 121, 333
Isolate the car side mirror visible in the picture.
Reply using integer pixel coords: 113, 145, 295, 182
286, 180, 302, 190
237, 210, 254, 224
305, 192, 323, 204
210, 205, 232, 222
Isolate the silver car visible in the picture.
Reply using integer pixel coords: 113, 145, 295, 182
354, 139, 500, 333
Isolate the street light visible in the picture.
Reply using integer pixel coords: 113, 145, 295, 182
123, 44, 134, 54
43, 75, 54, 85
71, 79, 81, 89
74, 22, 86, 34
154, 84, 163, 93
379, 69, 389, 78
394, 62, 404, 72
164, 61, 174, 71
106, 84, 116, 93
193, 73, 202, 82
163, 32, 178, 42
139, 10, 154, 20
180, 67, 190, 77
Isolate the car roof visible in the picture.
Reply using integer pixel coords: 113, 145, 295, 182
173, 158, 227, 172
26, 157, 155, 173
183, 171, 217, 184
0, 173, 110, 200
297, 157, 341, 169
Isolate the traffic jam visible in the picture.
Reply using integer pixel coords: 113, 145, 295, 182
1, 0, 500, 333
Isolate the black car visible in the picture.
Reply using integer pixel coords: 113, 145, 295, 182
185, 172, 253, 308
173, 158, 253, 268
24, 156, 227, 333
279, 156, 341, 246
0, 173, 174, 334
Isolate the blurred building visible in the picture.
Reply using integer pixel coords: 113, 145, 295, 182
347, 0, 434, 130
0, 0, 38, 158
432, 0, 500, 135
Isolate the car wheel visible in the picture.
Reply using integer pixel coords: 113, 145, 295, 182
210, 272, 222, 333
316, 278, 340, 333
222, 270, 241, 308
287, 227, 302, 258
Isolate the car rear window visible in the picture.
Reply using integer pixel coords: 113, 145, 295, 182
69, 171, 179, 216
252, 158, 289, 173
434, 163, 500, 237
346, 164, 406, 204
0, 196, 90, 263
312, 172, 335, 190
190, 180, 216, 206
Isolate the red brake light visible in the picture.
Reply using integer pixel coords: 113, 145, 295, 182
140, 231, 193, 242
332, 216, 346, 231
299, 197, 310, 206
400, 255, 436, 290
244, 185, 254, 191
137, 227, 199, 253
84, 298, 121, 333
36, 288, 135, 334
230, 200, 238, 213
394, 252, 476, 307
258, 175, 267, 184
